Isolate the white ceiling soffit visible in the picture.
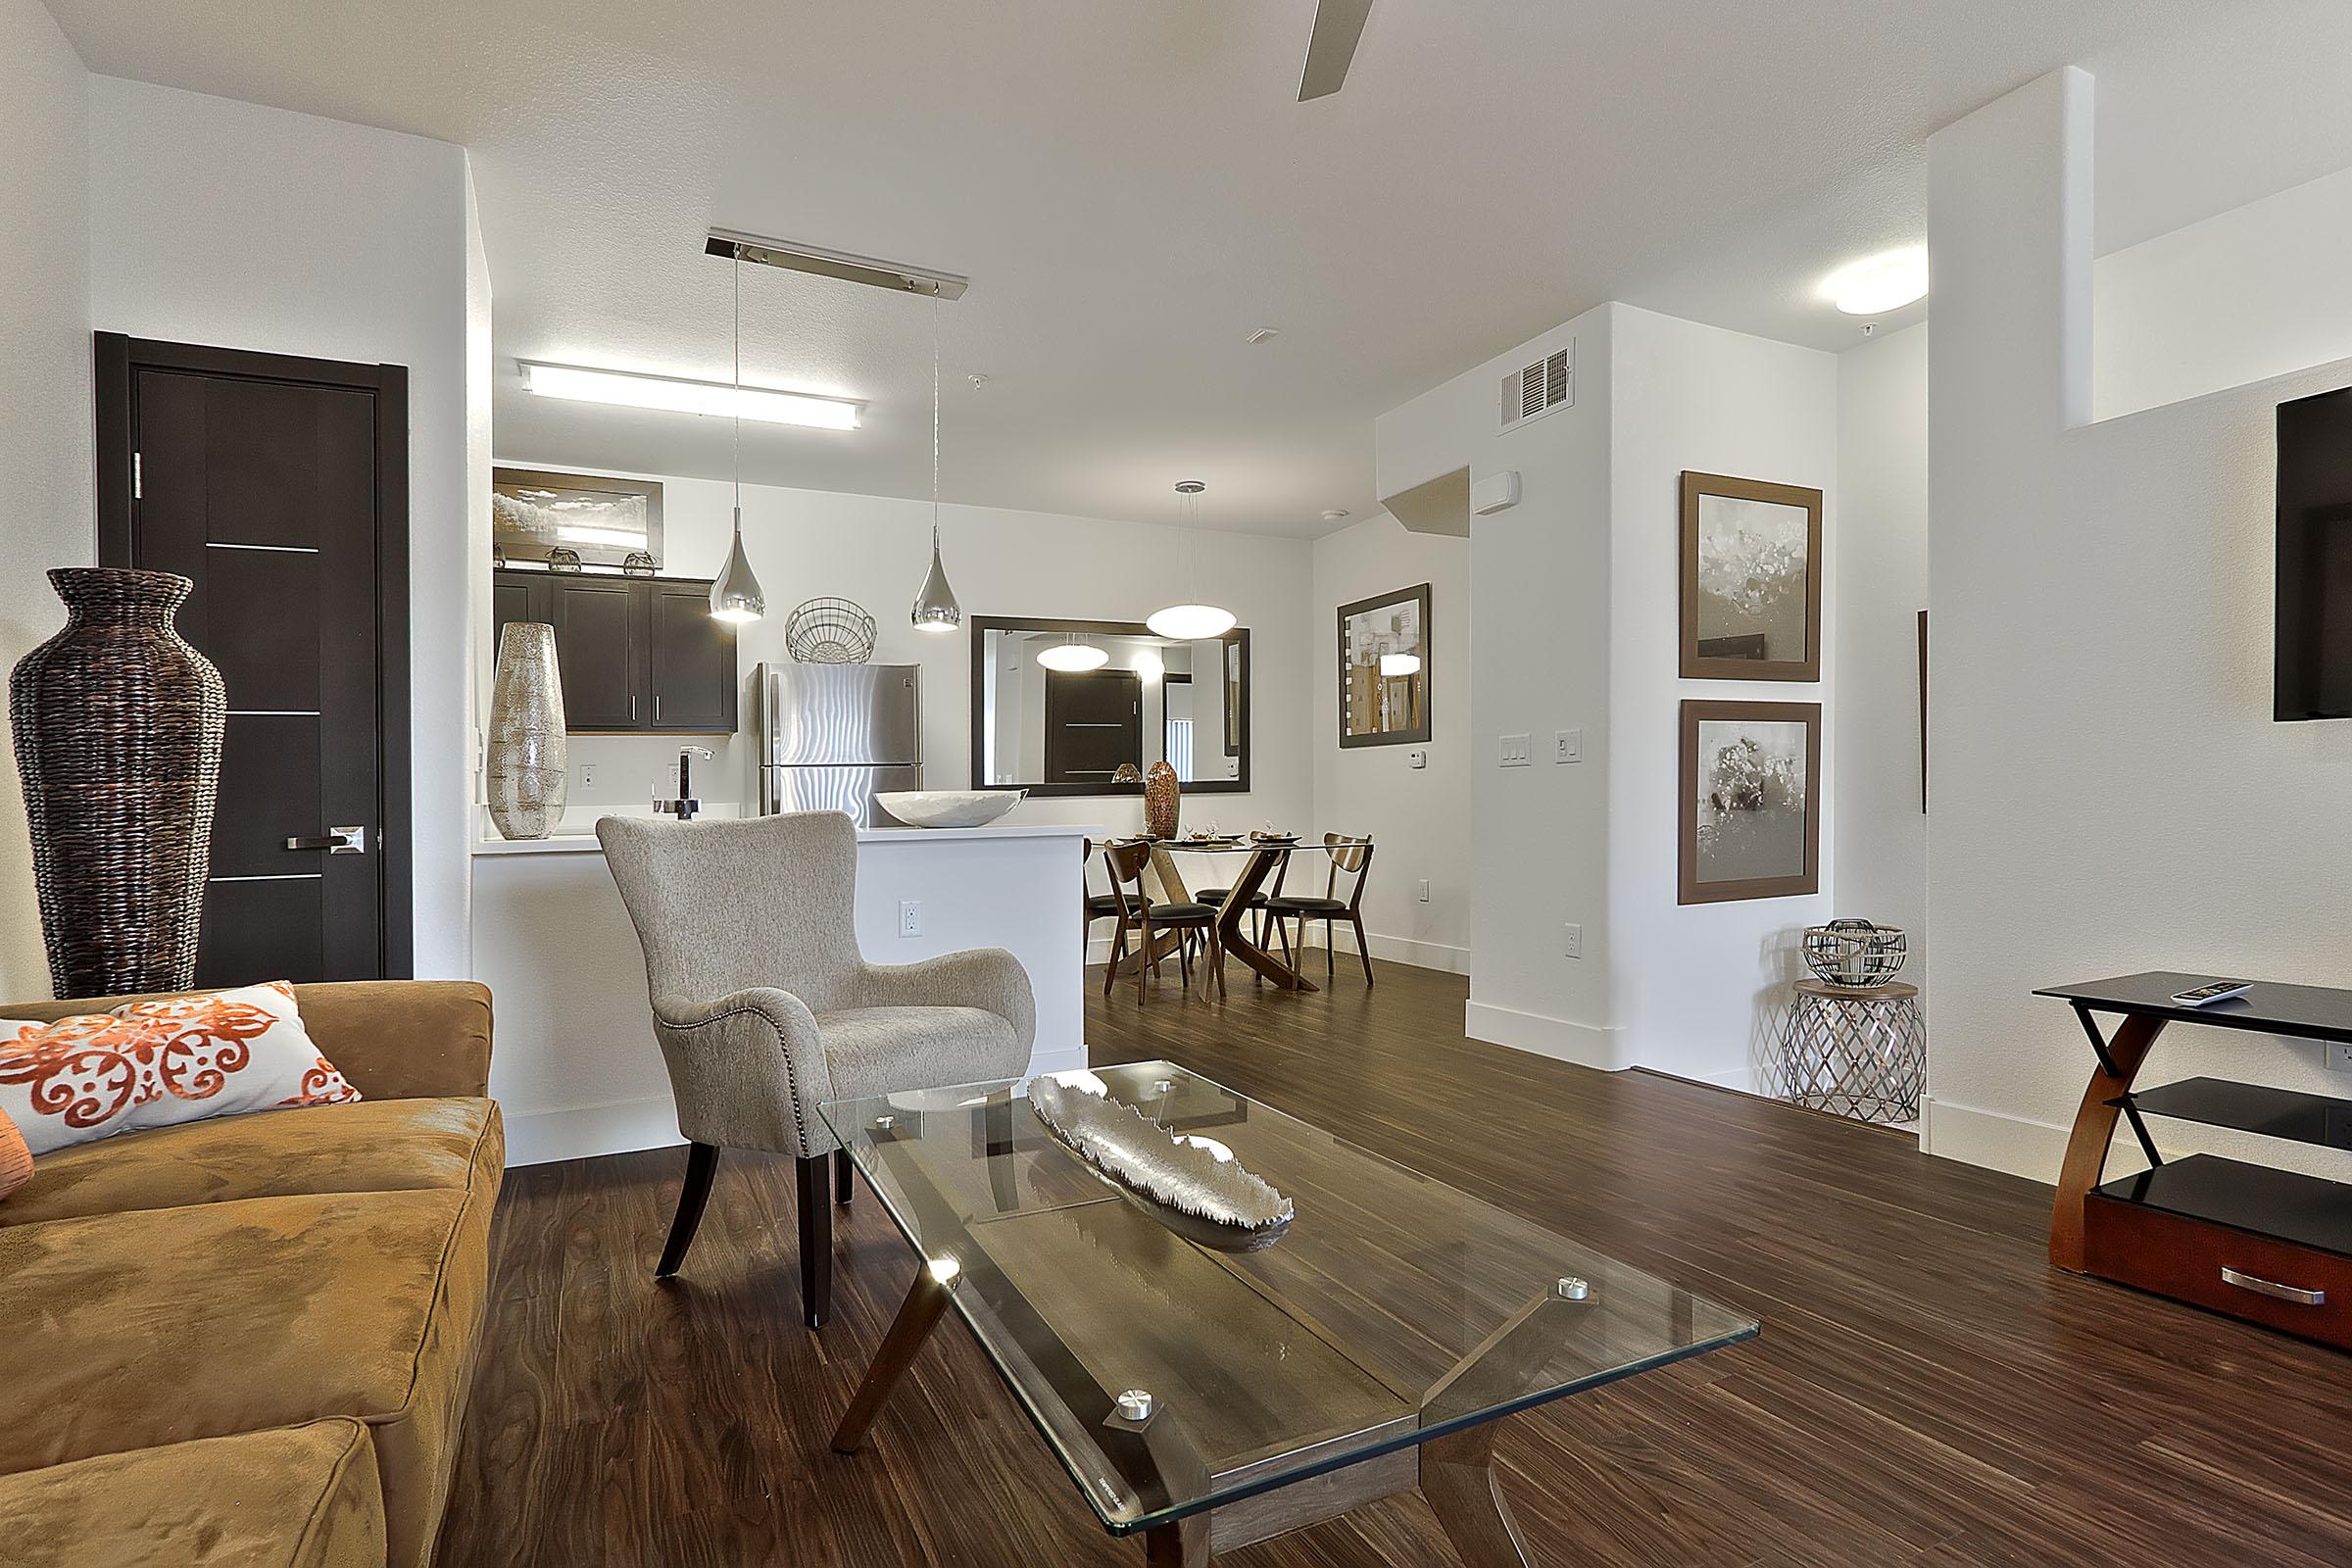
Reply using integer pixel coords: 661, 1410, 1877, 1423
48, 1, 2352, 536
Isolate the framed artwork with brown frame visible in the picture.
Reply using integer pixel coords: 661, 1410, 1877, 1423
1679, 699, 1821, 905
1336, 582, 1433, 749
1680, 471, 1823, 681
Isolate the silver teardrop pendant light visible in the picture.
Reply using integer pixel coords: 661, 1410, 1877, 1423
910, 297, 961, 634
1147, 480, 1236, 640
710, 253, 766, 624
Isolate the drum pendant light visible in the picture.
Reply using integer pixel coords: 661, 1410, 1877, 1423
910, 298, 961, 634
1147, 480, 1237, 640
710, 255, 766, 623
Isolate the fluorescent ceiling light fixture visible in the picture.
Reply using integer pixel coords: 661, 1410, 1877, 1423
1037, 637, 1110, 672
1822, 246, 1929, 316
519, 361, 861, 430
1380, 652, 1422, 677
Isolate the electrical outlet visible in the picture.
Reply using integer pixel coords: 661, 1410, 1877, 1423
1416, 878, 1432, 903
1563, 923, 1583, 958
1407, 749, 1427, 769
898, 900, 922, 938
2328, 1043, 2352, 1073
1554, 728, 1583, 763
578, 762, 598, 790
1499, 734, 1532, 767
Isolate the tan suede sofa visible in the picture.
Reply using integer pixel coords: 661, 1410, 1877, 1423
0, 980, 502, 1568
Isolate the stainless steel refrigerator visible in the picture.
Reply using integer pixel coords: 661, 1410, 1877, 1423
751, 662, 922, 826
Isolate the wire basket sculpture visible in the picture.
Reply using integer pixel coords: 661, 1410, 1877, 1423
784, 598, 878, 663
1801, 919, 1909, 990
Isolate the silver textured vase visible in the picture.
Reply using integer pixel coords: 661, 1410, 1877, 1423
486, 622, 567, 840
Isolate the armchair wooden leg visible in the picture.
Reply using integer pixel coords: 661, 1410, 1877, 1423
1211, 923, 1228, 999
796, 1154, 833, 1329
1325, 918, 1335, 981
1352, 912, 1375, 986
1103, 921, 1126, 997
1138, 918, 1152, 1003
656, 1142, 720, 1280
834, 1147, 854, 1205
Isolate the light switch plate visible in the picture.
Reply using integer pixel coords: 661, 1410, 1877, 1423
1554, 728, 1583, 763
1416, 879, 1432, 903
1499, 734, 1532, 767
1563, 923, 1583, 959
898, 900, 922, 938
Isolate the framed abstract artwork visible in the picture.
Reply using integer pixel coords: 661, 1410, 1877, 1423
492, 467, 663, 569
1679, 699, 1821, 904
1337, 583, 1432, 748
1680, 471, 1823, 681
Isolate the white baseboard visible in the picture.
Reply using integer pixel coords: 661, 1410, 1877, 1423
1921, 1097, 2083, 1185
1463, 1000, 1629, 1071
502, 1040, 1096, 1168
505, 1096, 682, 1168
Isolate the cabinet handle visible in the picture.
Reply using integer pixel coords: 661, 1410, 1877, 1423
629, 694, 636, 722
655, 695, 662, 722
2221, 1266, 2326, 1306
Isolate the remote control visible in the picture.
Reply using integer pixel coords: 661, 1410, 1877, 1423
2169, 980, 2252, 1007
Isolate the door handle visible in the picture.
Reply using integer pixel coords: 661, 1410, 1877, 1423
284, 826, 367, 856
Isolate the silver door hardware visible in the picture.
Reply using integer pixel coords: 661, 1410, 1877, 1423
283, 826, 367, 856
2220, 1266, 2325, 1305
133, 452, 143, 500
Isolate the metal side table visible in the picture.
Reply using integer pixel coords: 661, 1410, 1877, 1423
1779, 979, 1925, 1124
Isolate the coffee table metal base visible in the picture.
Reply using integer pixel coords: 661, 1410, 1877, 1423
834, 1263, 1533, 1566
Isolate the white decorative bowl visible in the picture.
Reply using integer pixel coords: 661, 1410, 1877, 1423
876, 790, 1027, 829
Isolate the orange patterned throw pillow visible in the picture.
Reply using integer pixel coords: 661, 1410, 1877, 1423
0, 981, 360, 1157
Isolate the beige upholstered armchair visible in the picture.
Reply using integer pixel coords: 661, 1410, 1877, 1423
599, 810, 1035, 1328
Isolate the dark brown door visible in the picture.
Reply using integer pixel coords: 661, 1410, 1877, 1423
551, 577, 638, 729
649, 582, 736, 732
1044, 669, 1141, 786
96, 335, 411, 985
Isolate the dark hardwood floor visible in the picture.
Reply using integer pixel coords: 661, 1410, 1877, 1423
437, 960, 2352, 1566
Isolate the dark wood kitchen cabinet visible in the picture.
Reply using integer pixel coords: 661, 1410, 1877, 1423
492, 568, 737, 734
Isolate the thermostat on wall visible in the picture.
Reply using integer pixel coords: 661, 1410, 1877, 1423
1471, 470, 1521, 515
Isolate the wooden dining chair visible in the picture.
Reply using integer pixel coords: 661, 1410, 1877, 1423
1102, 840, 1224, 1002
1265, 833, 1377, 986
1081, 837, 1123, 957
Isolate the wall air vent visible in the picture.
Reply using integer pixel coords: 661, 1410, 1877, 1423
1497, 344, 1572, 433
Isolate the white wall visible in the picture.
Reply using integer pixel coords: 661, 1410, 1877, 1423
1927, 67, 2352, 1182
87, 76, 477, 978
1380, 307, 1616, 1058
2094, 162, 2352, 422
0, 0, 91, 1000
1311, 513, 1472, 972
1833, 323, 1929, 1002
1605, 305, 1839, 1091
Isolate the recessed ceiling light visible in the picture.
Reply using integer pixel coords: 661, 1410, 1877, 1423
519, 360, 861, 430
1321, 508, 1351, 521
1246, 327, 1280, 345
1822, 246, 1929, 316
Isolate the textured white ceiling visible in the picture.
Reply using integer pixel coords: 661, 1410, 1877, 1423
45, 0, 2352, 535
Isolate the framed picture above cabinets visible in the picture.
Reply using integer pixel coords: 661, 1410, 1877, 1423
491, 569, 736, 734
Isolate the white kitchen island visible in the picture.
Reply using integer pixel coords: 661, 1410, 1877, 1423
471, 815, 1095, 1166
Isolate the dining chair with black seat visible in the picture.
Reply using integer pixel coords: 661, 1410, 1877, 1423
1081, 837, 1124, 957
1265, 833, 1376, 987
1102, 838, 1225, 1002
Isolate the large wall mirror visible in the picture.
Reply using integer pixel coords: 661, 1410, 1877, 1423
970, 616, 1250, 795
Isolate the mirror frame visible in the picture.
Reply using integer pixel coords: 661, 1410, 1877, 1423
968, 614, 1251, 797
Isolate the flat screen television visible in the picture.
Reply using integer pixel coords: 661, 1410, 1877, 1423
2276, 385, 2352, 720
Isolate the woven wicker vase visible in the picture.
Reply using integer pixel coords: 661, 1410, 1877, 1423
9, 567, 225, 999
486, 622, 568, 841
1144, 759, 1181, 839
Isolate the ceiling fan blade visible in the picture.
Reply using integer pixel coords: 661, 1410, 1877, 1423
1298, 0, 1374, 101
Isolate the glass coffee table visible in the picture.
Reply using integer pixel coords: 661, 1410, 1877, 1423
819, 1062, 1757, 1565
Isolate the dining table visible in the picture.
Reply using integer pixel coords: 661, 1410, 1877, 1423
1135, 835, 1320, 993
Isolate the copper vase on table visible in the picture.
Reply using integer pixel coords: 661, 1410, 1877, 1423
1144, 759, 1180, 839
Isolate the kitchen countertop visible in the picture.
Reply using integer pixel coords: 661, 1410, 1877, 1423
473, 817, 1098, 857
